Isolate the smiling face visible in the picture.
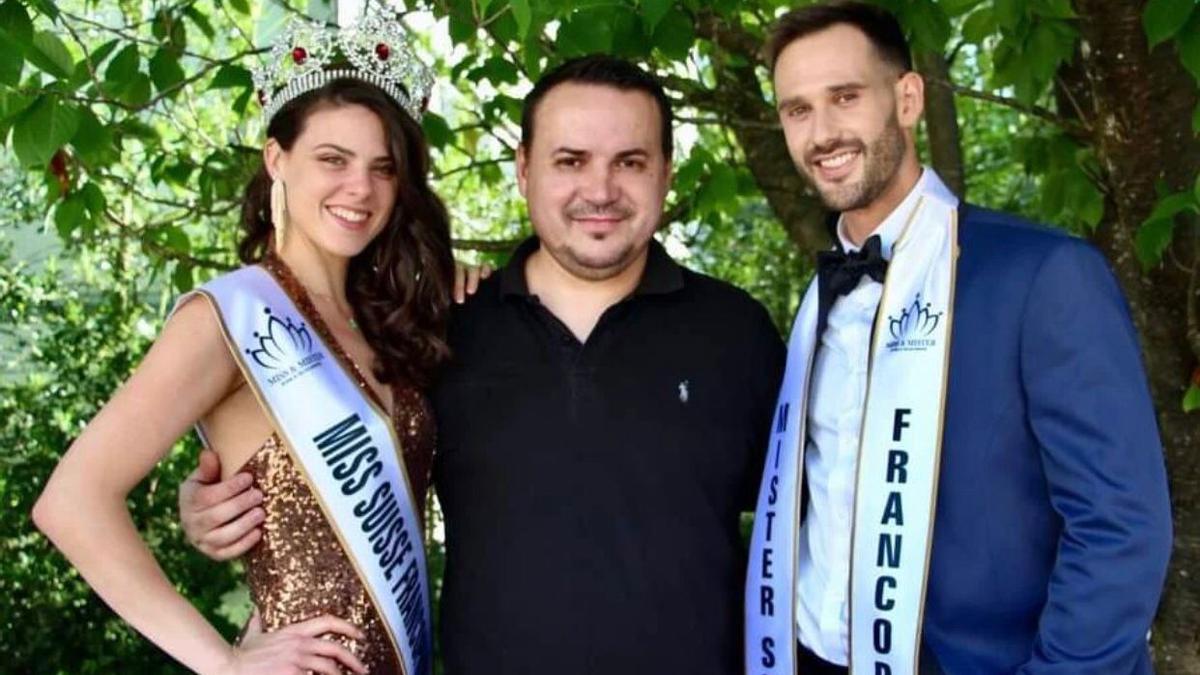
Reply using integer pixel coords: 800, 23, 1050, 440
265, 103, 398, 259
517, 82, 671, 281
773, 23, 922, 213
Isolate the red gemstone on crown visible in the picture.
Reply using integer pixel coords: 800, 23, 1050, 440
375, 43, 390, 60
292, 47, 308, 64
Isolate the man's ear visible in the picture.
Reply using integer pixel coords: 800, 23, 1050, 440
895, 70, 925, 129
516, 143, 530, 198
263, 138, 284, 181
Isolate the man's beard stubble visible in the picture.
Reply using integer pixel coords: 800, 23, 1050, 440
544, 201, 644, 282
800, 115, 906, 213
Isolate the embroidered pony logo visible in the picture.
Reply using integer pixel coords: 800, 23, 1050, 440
885, 294, 943, 352
246, 307, 316, 371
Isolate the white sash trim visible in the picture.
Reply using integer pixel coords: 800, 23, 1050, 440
185, 266, 432, 675
746, 171, 959, 675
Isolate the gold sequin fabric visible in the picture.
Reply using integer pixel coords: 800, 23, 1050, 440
239, 256, 436, 674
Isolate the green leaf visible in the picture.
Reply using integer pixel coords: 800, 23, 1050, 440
11, 96, 82, 168
652, 8, 694, 60
228, 0, 250, 14
1134, 216, 1176, 269
1031, 0, 1076, 19
209, 64, 252, 90
448, 15, 476, 43
70, 108, 117, 166
511, 0, 531, 39
0, 40, 22, 86
904, 0, 951, 53
184, 5, 216, 39
1184, 384, 1200, 413
642, 0, 673, 31
421, 112, 453, 149
149, 50, 185, 95
1176, 12, 1200, 81
472, 56, 519, 85
173, 263, 195, 293
26, 31, 75, 79
1142, 0, 1195, 49
1146, 191, 1199, 222
611, 8, 649, 58
80, 181, 107, 219
54, 192, 86, 239
698, 164, 737, 214
0, 0, 34, 47
558, 8, 615, 55
961, 7, 994, 45
119, 72, 153, 107
993, 0, 1024, 29
1194, 99, 1200, 135
104, 45, 140, 83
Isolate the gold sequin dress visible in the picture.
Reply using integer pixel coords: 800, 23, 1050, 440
239, 256, 435, 674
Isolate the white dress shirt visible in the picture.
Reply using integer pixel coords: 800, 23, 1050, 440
795, 171, 928, 665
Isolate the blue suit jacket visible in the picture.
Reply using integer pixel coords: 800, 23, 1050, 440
921, 205, 1172, 673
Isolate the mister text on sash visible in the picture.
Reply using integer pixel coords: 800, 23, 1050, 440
184, 265, 432, 675
746, 170, 959, 675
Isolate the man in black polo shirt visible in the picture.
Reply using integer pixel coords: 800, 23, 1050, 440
433, 56, 784, 675
177, 56, 785, 674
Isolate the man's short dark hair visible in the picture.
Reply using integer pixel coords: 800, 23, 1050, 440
765, 1, 912, 73
520, 54, 674, 160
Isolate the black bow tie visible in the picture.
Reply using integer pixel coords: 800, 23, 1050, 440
816, 234, 888, 337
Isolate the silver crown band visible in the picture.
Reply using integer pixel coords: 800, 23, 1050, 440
262, 68, 416, 123
252, 8, 434, 125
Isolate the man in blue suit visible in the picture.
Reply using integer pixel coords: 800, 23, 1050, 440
744, 3, 1173, 674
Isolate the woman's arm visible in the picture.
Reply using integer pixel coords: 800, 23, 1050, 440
32, 298, 364, 675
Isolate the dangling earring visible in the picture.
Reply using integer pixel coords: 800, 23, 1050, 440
270, 178, 288, 252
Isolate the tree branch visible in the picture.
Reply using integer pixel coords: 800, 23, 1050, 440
925, 77, 1088, 139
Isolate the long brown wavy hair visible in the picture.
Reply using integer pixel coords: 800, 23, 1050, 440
239, 78, 454, 387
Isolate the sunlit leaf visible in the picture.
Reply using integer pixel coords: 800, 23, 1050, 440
26, 31, 75, 80
511, 0, 531, 39
11, 96, 81, 168
1184, 384, 1200, 413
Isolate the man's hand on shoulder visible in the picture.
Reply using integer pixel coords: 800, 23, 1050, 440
179, 449, 265, 561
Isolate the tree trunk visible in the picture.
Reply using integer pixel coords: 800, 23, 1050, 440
914, 49, 966, 198
1072, 2, 1200, 671
688, 11, 830, 256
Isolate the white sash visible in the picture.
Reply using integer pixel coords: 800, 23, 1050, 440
746, 171, 959, 675
185, 266, 432, 675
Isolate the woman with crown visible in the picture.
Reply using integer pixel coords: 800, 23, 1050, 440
33, 8, 449, 674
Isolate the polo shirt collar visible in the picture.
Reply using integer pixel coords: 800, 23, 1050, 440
499, 236, 685, 299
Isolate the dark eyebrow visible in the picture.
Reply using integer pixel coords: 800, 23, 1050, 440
828, 82, 866, 94
313, 143, 355, 156
552, 147, 588, 156
314, 143, 392, 163
615, 149, 649, 159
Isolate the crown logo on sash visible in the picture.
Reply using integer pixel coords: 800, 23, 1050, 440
245, 308, 316, 371
251, 6, 434, 123
888, 294, 943, 341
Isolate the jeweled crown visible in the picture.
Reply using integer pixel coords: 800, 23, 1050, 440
251, 7, 434, 124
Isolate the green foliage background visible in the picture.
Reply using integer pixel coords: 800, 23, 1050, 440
1, 0, 1197, 671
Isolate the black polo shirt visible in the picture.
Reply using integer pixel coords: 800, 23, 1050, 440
432, 237, 786, 675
